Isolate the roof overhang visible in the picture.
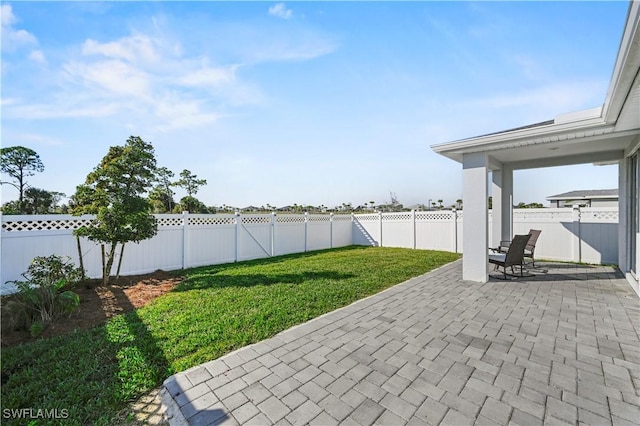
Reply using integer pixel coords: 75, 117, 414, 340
431, 1, 640, 171
546, 195, 619, 201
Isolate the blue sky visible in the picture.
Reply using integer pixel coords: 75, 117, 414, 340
1, 1, 628, 209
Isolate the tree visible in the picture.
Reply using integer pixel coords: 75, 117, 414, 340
20, 188, 65, 214
149, 167, 175, 213
456, 199, 463, 209
173, 169, 206, 197
0, 146, 45, 211
71, 136, 158, 285
172, 169, 207, 213
179, 195, 210, 213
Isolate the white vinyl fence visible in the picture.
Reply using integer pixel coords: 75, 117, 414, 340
353, 207, 618, 266
0, 213, 353, 295
0, 207, 618, 295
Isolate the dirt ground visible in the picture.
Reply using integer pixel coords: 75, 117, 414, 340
1, 271, 184, 348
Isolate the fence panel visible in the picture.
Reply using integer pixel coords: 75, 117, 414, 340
307, 215, 332, 251
579, 208, 618, 264
275, 215, 306, 256
186, 215, 237, 268
381, 212, 414, 249
352, 214, 380, 246
415, 211, 456, 251
332, 215, 353, 248
512, 209, 576, 262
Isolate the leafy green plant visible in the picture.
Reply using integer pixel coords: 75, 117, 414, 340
29, 321, 44, 337
10, 255, 84, 327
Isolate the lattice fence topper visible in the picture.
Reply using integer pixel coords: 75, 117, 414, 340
188, 216, 236, 226
416, 212, 453, 221
354, 214, 379, 222
1, 217, 94, 232
240, 215, 272, 224
580, 210, 618, 221
514, 210, 573, 220
277, 215, 305, 224
332, 214, 353, 221
156, 217, 184, 227
308, 215, 331, 222
383, 213, 413, 221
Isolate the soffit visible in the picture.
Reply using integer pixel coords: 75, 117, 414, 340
614, 71, 640, 132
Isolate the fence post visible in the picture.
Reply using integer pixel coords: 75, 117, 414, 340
330, 213, 334, 248
452, 208, 458, 253
351, 212, 355, 245
182, 211, 189, 269
304, 212, 309, 252
271, 212, 276, 256
412, 210, 417, 249
572, 206, 581, 262
379, 211, 383, 247
235, 211, 241, 262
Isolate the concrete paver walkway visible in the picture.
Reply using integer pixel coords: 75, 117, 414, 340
162, 260, 640, 425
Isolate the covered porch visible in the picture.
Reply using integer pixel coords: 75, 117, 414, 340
432, 1, 640, 295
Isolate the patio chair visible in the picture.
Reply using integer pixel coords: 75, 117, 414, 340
496, 229, 541, 267
489, 234, 530, 279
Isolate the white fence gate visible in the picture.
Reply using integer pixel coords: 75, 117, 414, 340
0, 207, 618, 295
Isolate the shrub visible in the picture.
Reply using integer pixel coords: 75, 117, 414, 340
9, 255, 84, 330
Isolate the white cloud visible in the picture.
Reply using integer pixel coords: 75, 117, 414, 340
178, 65, 238, 88
7, 132, 66, 146
268, 3, 293, 20
3, 11, 333, 135
29, 49, 46, 64
462, 80, 605, 113
1, 4, 17, 26
1, 4, 37, 51
63, 59, 152, 99
82, 35, 159, 64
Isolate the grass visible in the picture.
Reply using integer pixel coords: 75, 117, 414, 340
1, 246, 460, 425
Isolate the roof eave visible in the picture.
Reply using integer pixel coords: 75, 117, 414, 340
430, 117, 611, 160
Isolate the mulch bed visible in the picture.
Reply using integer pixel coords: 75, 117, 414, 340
1, 271, 183, 348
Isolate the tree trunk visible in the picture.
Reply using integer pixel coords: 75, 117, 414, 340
103, 244, 117, 286
101, 244, 106, 285
76, 236, 86, 280
116, 243, 125, 279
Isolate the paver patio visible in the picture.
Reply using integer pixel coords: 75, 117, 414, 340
162, 259, 640, 425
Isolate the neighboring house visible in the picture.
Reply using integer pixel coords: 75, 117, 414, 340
432, 1, 639, 296
546, 189, 619, 208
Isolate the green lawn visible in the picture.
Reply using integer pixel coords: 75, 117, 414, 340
1, 246, 460, 425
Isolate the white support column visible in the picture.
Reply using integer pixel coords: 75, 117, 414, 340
491, 167, 513, 248
618, 158, 628, 272
463, 152, 489, 282
491, 170, 503, 248
501, 166, 514, 243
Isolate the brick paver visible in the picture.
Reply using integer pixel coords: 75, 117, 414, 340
163, 260, 640, 425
